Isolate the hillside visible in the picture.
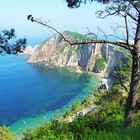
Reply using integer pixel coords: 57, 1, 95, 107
28, 31, 128, 77
22, 85, 140, 140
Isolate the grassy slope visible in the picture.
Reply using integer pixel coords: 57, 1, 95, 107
64, 31, 91, 40
22, 85, 140, 140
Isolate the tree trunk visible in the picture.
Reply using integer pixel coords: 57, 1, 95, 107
125, 15, 140, 126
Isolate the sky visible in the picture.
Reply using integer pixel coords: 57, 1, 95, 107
0, 0, 123, 45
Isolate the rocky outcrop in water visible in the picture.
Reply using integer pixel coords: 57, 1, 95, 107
28, 31, 128, 75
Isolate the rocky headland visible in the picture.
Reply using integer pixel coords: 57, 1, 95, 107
19, 45, 37, 55
28, 31, 129, 88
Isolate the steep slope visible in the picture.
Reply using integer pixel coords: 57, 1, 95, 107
28, 31, 128, 74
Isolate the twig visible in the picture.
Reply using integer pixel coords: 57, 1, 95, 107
27, 15, 134, 52
114, 66, 129, 93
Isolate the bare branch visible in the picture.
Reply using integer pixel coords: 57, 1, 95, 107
128, 0, 140, 13
27, 15, 134, 52
96, 27, 108, 40
96, 1, 138, 23
98, 0, 112, 17
27, 15, 73, 46
126, 11, 138, 22
85, 27, 98, 40
111, 22, 127, 41
124, 14, 129, 45
114, 66, 129, 93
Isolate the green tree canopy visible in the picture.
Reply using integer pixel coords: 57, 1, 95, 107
0, 29, 26, 55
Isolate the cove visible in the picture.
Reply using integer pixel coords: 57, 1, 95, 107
0, 55, 99, 137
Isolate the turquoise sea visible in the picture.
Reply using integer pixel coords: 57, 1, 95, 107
0, 55, 99, 137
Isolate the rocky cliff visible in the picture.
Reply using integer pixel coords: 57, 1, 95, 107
19, 45, 37, 55
28, 31, 128, 75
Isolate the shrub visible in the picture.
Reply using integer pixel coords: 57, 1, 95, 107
82, 97, 93, 107
96, 57, 106, 71
72, 102, 82, 112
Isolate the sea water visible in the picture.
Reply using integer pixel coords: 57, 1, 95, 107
0, 55, 98, 136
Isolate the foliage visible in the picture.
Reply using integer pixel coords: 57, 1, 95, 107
28, 0, 140, 125
0, 126, 13, 140
72, 101, 82, 112
64, 31, 90, 41
82, 126, 140, 140
21, 45, 140, 139
22, 84, 140, 140
114, 54, 132, 92
64, 0, 140, 127
0, 29, 26, 55
63, 110, 73, 118
82, 97, 93, 107
96, 57, 106, 71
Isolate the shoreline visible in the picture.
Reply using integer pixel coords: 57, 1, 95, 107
9, 69, 98, 139
7, 59, 109, 139
96, 72, 112, 90
65, 72, 112, 123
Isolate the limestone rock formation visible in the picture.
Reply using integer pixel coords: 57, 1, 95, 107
20, 45, 37, 55
28, 31, 128, 75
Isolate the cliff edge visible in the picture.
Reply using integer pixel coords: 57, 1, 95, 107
28, 31, 128, 75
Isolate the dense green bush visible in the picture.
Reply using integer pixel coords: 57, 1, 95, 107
82, 97, 93, 107
96, 57, 106, 71
72, 102, 82, 112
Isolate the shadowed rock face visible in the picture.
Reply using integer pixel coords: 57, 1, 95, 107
28, 32, 128, 74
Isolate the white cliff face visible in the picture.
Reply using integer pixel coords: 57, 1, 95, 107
28, 32, 128, 75
20, 45, 37, 55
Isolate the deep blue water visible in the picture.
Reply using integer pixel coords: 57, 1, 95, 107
0, 55, 98, 135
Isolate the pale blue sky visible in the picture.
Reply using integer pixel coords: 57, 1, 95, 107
0, 0, 123, 45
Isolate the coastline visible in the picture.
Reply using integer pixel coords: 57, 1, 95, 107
96, 72, 112, 90
10, 69, 99, 139
63, 72, 113, 123
7, 56, 109, 139
64, 73, 105, 123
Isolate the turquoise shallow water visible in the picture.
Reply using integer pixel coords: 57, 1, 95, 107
0, 55, 99, 137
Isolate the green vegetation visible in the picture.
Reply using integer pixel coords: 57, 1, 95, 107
64, 31, 91, 41
21, 85, 140, 140
0, 29, 26, 55
114, 53, 132, 93
0, 52, 139, 140
72, 102, 82, 112
96, 57, 106, 71
21, 57, 140, 140
82, 97, 93, 108
0, 126, 13, 140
